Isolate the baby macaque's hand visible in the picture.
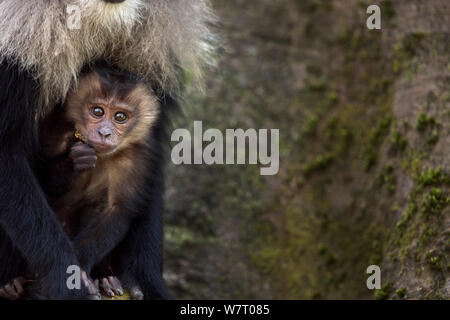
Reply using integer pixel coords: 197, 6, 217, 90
70, 142, 97, 172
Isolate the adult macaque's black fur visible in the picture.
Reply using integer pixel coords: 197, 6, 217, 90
0, 58, 87, 299
0, 0, 214, 300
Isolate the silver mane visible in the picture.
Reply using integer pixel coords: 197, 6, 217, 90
0, 0, 216, 114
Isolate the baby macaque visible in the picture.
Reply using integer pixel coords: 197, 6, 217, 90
37, 65, 160, 299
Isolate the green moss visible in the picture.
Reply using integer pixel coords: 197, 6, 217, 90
363, 117, 392, 170
416, 113, 437, 131
396, 203, 417, 229
325, 253, 338, 266
302, 153, 335, 177
391, 130, 407, 151
425, 291, 444, 300
309, 78, 327, 92
393, 33, 425, 74
423, 91, 438, 109
303, 18, 315, 38
244, 0, 416, 300
364, 154, 376, 171
420, 224, 437, 245
377, 164, 397, 193
371, 118, 392, 144
418, 167, 449, 186
254, 246, 281, 274
395, 288, 407, 299
443, 90, 450, 102
421, 188, 449, 218
328, 91, 339, 105
165, 226, 197, 250
426, 250, 444, 271
374, 281, 392, 300
401, 119, 410, 129
317, 244, 327, 255
324, 116, 354, 151
296, 177, 305, 188
380, 0, 396, 19
370, 240, 383, 265
426, 130, 439, 145
304, 114, 319, 136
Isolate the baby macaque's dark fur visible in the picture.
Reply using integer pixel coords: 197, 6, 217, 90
37, 65, 169, 299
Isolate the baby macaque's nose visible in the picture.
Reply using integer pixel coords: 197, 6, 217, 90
98, 127, 112, 138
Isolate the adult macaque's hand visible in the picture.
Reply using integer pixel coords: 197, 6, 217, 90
0, 277, 30, 300
81, 271, 101, 300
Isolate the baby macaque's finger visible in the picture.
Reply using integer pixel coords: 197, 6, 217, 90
74, 163, 96, 171
73, 155, 97, 171
71, 143, 95, 152
70, 147, 95, 159
71, 142, 88, 150
71, 146, 96, 158
73, 155, 97, 165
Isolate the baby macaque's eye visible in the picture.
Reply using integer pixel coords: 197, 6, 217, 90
91, 106, 104, 118
114, 112, 128, 123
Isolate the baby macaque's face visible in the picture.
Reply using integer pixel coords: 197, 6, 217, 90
83, 101, 133, 154
66, 70, 160, 155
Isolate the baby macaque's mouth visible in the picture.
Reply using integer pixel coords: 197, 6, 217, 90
75, 130, 117, 154
88, 141, 118, 154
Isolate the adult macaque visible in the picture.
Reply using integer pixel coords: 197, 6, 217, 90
0, 0, 215, 299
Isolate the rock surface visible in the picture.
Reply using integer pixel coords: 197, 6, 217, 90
164, 0, 449, 300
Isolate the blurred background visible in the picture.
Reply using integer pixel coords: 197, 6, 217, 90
163, 0, 449, 299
